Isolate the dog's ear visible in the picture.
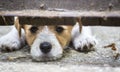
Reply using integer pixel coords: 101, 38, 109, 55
76, 17, 82, 33
14, 16, 22, 37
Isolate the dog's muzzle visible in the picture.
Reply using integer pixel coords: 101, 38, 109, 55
31, 26, 63, 61
40, 42, 52, 54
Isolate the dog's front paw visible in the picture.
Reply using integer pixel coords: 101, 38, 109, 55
72, 25, 97, 52
73, 35, 97, 52
0, 27, 24, 52
0, 35, 21, 52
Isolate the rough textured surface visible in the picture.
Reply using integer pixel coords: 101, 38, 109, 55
0, 0, 120, 11
0, 26, 120, 71
0, 62, 120, 72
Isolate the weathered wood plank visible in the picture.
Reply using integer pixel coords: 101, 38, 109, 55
0, 0, 119, 11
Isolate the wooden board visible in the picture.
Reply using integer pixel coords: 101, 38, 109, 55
0, 0, 120, 26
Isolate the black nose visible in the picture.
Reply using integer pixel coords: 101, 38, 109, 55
40, 42, 52, 54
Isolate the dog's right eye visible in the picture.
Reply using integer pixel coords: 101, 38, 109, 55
30, 26, 38, 33
56, 26, 64, 33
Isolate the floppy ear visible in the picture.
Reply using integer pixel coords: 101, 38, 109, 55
76, 17, 82, 33
14, 16, 22, 37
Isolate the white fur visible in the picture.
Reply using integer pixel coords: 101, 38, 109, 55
72, 23, 97, 51
0, 21, 97, 61
0, 26, 25, 50
31, 26, 63, 61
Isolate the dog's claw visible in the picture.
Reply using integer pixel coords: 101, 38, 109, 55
76, 43, 95, 52
0, 42, 20, 52
0, 45, 18, 52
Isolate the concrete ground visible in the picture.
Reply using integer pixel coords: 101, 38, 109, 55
0, 26, 120, 72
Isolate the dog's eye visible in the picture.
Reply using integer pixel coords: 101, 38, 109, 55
30, 26, 38, 33
56, 26, 64, 33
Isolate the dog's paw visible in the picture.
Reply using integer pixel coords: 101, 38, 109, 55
72, 25, 97, 52
0, 35, 21, 52
0, 27, 25, 52
73, 35, 97, 52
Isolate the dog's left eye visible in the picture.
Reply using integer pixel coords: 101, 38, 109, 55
30, 26, 38, 33
56, 26, 64, 33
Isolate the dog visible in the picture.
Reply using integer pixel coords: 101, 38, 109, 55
0, 17, 97, 61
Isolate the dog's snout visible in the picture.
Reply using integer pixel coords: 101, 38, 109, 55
40, 42, 52, 54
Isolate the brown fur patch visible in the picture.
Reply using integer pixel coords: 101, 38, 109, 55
23, 25, 73, 49
54, 26, 73, 48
